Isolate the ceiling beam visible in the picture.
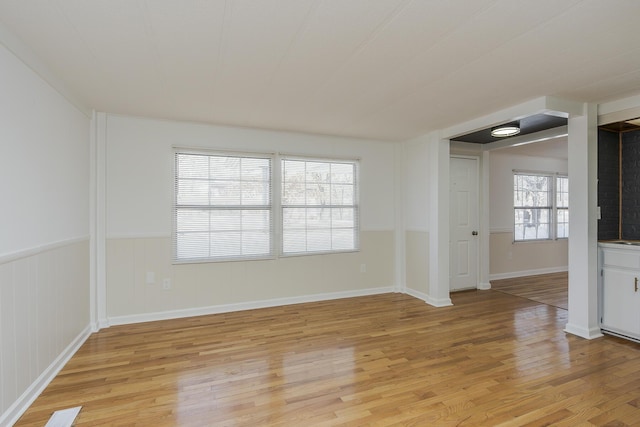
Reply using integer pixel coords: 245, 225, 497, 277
441, 96, 581, 141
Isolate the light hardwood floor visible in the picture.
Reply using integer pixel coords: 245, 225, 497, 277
491, 272, 568, 310
16, 290, 640, 426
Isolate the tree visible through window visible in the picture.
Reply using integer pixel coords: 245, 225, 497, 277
514, 173, 568, 241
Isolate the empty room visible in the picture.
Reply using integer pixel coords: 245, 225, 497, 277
3, 1, 640, 425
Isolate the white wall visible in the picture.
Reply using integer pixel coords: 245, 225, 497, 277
489, 149, 569, 279
104, 115, 397, 322
0, 43, 90, 425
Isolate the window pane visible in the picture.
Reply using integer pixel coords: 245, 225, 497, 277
210, 210, 241, 231
306, 162, 330, 183
242, 209, 271, 232
241, 157, 270, 180
514, 208, 550, 240
176, 209, 209, 232
176, 232, 210, 259
282, 160, 305, 182
210, 232, 241, 257
177, 179, 209, 205
242, 231, 270, 255
282, 182, 305, 205
332, 229, 355, 250
281, 158, 359, 255
283, 208, 306, 229
283, 230, 306, 253
307, 208, 330, 228
557, 208, 569, 238
210, 156, 240, 180
514, 174, 551, 207
307, 229, 331, 252
306, 184, 330, 205
331, 184, 354, 205
332, 208, 354, 228
178, 154, 208, 178
557, 176, 569, 208
241, 181, 270, 205
174, 152, 272, 262
210, 180, 241, 205
331, 163, 354, 184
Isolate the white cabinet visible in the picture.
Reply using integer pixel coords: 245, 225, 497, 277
600, 243, 640, 341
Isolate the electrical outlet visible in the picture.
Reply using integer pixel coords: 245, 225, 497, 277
162, 278, 171, 290
360, 264, 367, 273
145, 272, 155, 284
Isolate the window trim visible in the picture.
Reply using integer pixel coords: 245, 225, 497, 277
513, 170, 568, 243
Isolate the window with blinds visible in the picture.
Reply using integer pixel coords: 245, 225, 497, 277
281, 158, 359, 255
513, 172, 569, 242
174, 152, 273, 263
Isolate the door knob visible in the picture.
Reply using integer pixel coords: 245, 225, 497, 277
472, 231, 478, 236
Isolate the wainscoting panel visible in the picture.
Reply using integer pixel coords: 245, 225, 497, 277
0, 239, 90, 426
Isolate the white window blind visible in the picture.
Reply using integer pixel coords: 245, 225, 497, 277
281, 158, 359, 255
174, 152, 273, 263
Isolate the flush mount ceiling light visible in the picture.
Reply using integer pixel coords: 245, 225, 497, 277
491, 121, 521, 138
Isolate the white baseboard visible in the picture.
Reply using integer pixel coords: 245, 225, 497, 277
108, 286, 397, 326
0, 325, 93, 427
404, 287, 453, 307
478, 282, 491, 290
489, 266, 568, 281
564, 323, 604, 340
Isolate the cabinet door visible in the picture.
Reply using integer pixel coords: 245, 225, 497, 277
602, 267, 640, 337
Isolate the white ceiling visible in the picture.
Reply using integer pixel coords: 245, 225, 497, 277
1, 0, 640, 141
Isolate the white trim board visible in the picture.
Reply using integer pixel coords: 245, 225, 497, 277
108, 286, 399, 326
0, 236, 89, 265
489, 266, 568, 281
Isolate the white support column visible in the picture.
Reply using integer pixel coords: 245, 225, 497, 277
427, 134, 452, 306
478, 150, 491, 290
90, 111, 108, 330
565, 103, 602, 339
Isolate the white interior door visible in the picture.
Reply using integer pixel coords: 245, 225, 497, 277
450, 156, 479, 291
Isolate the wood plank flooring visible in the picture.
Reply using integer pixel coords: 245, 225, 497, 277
15, 290, 640, 426
491, 272, 568, 310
